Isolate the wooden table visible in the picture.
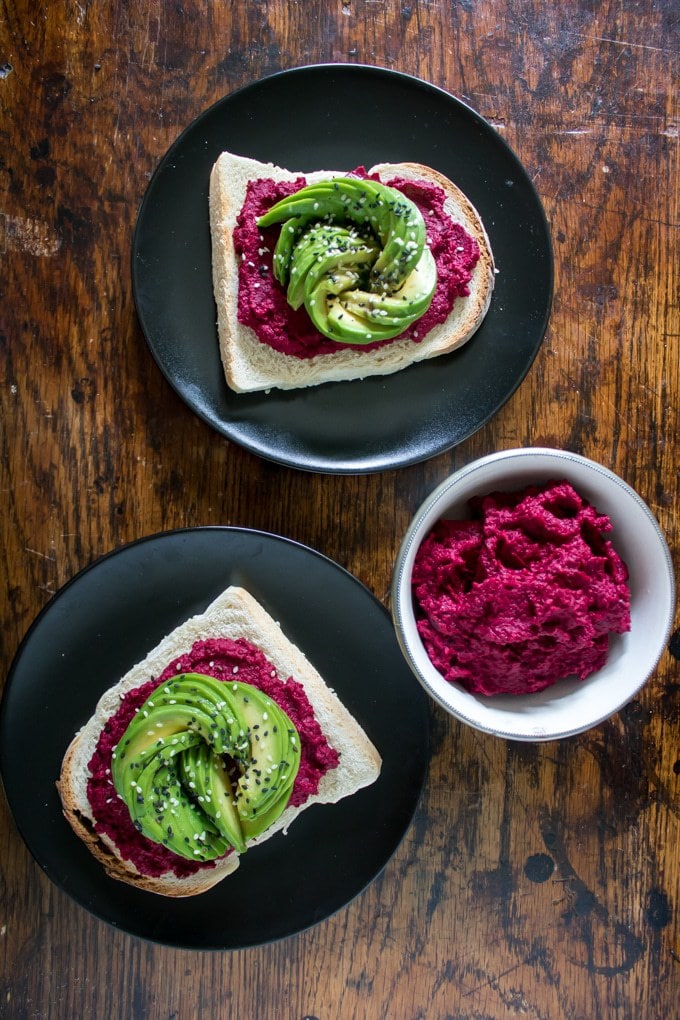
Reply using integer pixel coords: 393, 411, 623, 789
1, 2, 678, 1017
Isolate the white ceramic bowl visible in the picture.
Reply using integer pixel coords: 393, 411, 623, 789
391, 448, 676, 741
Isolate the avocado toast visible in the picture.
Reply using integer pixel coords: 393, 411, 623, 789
58, 586, 382, 897
209, 151, 495, 392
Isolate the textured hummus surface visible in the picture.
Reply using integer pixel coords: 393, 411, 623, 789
412, 481, 631, 696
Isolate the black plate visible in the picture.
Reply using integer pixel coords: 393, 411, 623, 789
132, 64, 553, 474
0, 529, 430, 949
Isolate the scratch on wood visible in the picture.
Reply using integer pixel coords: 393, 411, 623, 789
25, 547, 57, 561
462, 960, 523, 997
568, 31, 670, 54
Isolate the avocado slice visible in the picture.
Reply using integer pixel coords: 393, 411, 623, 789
228, 683, 301, 829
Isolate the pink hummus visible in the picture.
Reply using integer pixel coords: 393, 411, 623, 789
233, 170, 480, 358
87, 637, 340, 878
412, 481, 631, 696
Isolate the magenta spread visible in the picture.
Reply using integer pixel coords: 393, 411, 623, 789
412, 481, 631, 696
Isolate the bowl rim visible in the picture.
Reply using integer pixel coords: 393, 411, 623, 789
391, 447, 677, 741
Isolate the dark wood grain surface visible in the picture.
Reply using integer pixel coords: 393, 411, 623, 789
1, 1, 679, 1017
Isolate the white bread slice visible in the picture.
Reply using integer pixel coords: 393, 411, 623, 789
57, 586, 382, 897
209, 152, 495, 392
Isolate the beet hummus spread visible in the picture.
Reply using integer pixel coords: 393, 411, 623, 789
233, 170, 480, 358
87, 637, 339, 878
412, 481, 631, 696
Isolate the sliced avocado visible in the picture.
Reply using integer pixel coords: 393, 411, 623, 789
257, 177, 438, 345
112, 674, 250, 788
112, 674, 302, 861
339, 247, 437, 328
304, 269, 363, 339
324, 248, 437, 344
272, 214, 306, 285
300, 228, 378, 298
124, 733, 231, 862
324, 301, 398, 344
259, 177, 426, 289
228, 683, 301, 829
179, 743, 247, 854
287, 224, 378, 310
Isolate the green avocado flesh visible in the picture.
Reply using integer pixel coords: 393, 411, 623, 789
111, 673, 302, 862
256, 177, 437, 343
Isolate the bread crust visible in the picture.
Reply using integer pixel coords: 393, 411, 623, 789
209, 152, 495, 393
57, 586, 382, 897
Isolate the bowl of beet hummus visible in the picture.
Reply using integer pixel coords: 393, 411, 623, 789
391, 448, 675, 740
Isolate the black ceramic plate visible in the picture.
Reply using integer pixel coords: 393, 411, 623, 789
0, 529, 430, 949
132, 64, 552, 474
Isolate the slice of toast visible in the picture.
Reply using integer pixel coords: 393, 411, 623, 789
57, 586, 382, 897
209, 152, 495, 392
